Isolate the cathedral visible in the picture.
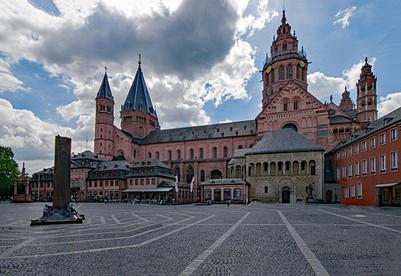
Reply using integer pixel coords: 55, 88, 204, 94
93, 11, 378, 203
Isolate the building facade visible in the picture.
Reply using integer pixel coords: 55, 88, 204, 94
92, 11, 378, 203
328, 107, 401, 206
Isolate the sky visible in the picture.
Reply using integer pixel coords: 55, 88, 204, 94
1, 0, 401, 175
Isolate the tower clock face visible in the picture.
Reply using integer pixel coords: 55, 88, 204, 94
299, 60, 305, 67
328, 109, 335, 115
266, 66, 271, 73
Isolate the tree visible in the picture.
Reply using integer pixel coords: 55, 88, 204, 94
0, 146, 20, 197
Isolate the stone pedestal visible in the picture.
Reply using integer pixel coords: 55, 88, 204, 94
31, 136, 84, 226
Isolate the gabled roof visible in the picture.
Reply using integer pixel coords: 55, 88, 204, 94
140, 120, 256, 144
246, 128, 324, 155
95, 72, 113, 100
121, 61, 157, 119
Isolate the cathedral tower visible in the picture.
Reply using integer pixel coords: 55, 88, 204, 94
94, 69, 115, 160
120, 56, 160, 138
356, 58, 377, 125
261, 10, 308, 107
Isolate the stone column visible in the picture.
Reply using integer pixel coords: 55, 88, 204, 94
53, 136, 71, 209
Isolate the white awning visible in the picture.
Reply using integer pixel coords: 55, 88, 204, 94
123, 188, 173, 193
375, 183, 400, 188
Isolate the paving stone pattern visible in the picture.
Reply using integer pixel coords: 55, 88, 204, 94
0, 202, 401, 275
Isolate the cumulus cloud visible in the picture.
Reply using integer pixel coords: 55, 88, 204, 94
378, 92, 401, 117
308, 58, 376, 100
0, 57, 25, 92
236, 0, 278, 37
333, 6, 357, 28
1, 0, 266, 173
0, 98, 71, 159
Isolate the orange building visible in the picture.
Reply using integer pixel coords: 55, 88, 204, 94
328, 107, 401, 206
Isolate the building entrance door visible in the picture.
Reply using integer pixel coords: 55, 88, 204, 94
214, 189, 221, 202
282, 187, 290, 203
326, 190, 333, 203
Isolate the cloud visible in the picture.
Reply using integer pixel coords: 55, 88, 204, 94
308, 58, 376, 100
236, 0, 278, 37
333, 6, 357, 28
378, 92, 401, 117
0, 57, 25, 93
0, 98, 71, 159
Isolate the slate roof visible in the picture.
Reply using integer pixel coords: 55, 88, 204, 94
246, 128, 324, 155
126, 159, 173, 178
71, 150, 103, 169
91, 159, 130, 172
141, 120, 256, 144
95, 72, 113, 100
131, 159, 171, 169
121, 62, 159, 125
233, 148, 249, 158
329, 115, 355, 124
331, 106, 401, 152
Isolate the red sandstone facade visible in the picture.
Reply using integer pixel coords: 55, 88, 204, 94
91, 11, 379, 203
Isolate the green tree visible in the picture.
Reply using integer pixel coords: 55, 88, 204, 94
0, 146, 20, 197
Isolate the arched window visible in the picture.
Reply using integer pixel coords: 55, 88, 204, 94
148, 152, 151, 158
177, 149, 181, 160
278, 66, 285, 80
223, 146, 228, 158
200, 170, 205, 181
211, 170, 222, 179
309, 160, 316, 175
286, 64, 292, 79
293, 97, 300, 110
168, 150, 172, 160
212, 147, 217, 158
155, 151, 159, 159
199, 148, 204, 159
283, 101, 288, 111
278, 162, 283, 172
270, 162, 276, 175
189, 149, 194, 159
186, 166, 194, 183
283, 123, 298, 132
173, 166, 180, 182
285, 161, 291, 171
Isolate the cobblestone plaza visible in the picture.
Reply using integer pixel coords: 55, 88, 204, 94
1, 202, 401, 275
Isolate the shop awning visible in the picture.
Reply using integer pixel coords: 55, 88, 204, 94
123, 188, 173, 193
375, 182, 400, 188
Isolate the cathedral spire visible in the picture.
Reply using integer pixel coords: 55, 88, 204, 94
96, 68, 113, 100
121, 58, 156, 117
281, 10, 287, 25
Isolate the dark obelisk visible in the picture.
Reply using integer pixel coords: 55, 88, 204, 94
31, 135, 84, 225
53, 135, 71, 208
